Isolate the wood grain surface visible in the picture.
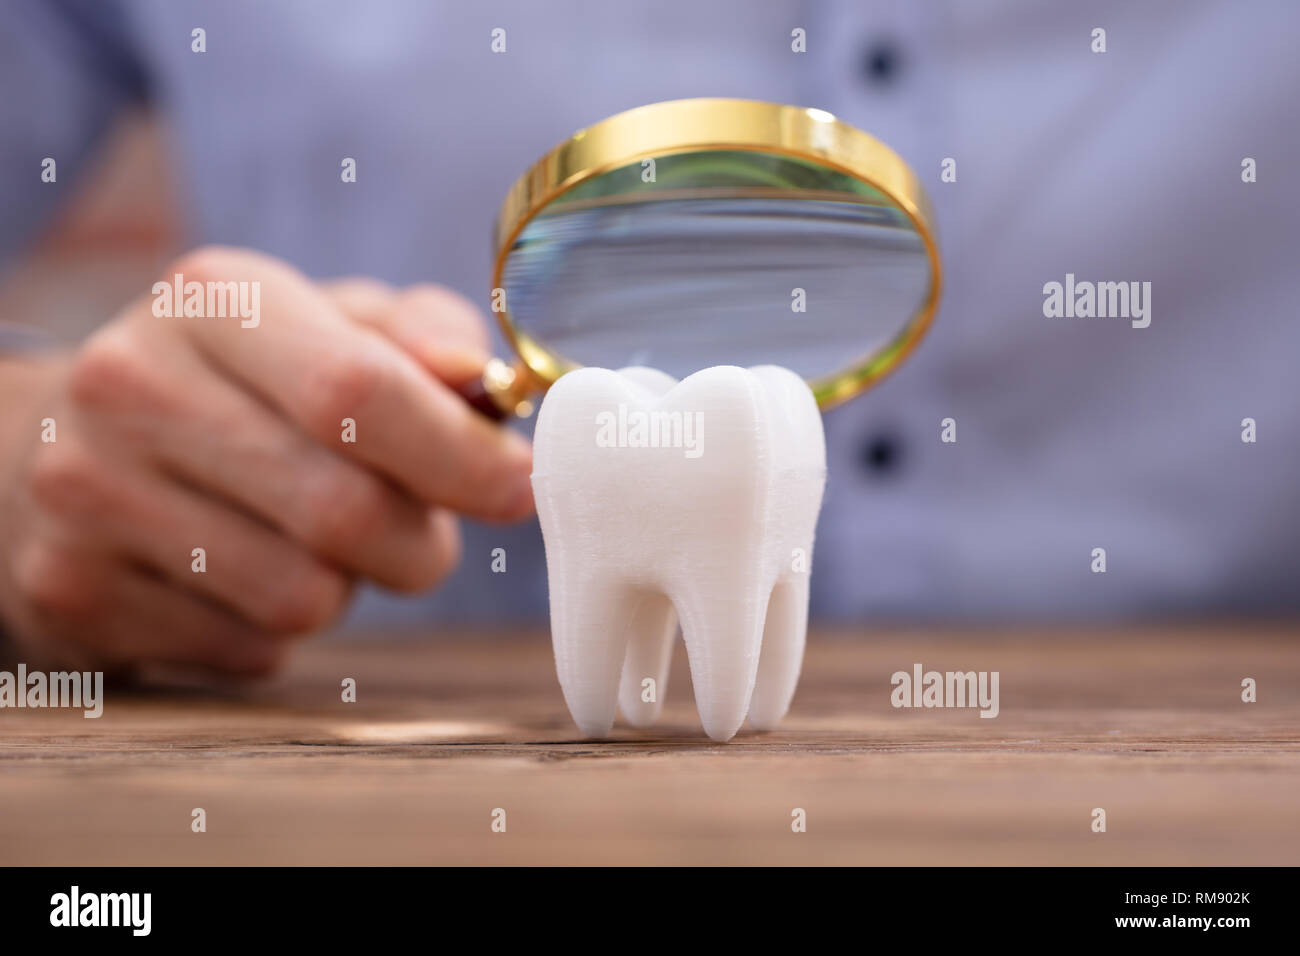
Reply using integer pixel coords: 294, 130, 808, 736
1, 626, 1297, 865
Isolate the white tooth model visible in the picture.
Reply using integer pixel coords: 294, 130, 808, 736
532, 365, 827, 742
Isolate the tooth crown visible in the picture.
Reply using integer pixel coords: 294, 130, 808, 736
532, 365, 827, 742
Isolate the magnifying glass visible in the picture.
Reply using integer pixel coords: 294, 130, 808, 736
465, 97, 941, 419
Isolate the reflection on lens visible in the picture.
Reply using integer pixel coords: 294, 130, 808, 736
503, 193, 928, 381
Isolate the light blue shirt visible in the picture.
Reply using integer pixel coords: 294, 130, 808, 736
3, 0, 1298, 623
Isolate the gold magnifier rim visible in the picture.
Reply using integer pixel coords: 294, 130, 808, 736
490, 97, 942, 410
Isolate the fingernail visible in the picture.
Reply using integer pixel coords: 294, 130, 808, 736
424, 343, 491, 383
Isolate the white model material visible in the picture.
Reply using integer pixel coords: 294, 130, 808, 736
532, 365, 827, 742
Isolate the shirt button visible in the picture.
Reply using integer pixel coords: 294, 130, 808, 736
861, 39, 902, 86
860, 430, 904, 477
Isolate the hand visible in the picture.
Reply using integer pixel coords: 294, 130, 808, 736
0, 247, 533, 676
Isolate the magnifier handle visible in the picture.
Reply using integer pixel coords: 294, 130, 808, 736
457, 357, 535, 421
458, 375, 509, 422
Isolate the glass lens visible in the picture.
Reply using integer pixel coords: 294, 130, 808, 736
500, 150, 930, 383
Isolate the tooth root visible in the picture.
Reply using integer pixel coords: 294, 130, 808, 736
617, 592, 677, 727
748, 578, 810, 730
549, 579, 632, 738
676, 585, 769, 742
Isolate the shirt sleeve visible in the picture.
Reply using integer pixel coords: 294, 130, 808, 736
0, 0, 149, 267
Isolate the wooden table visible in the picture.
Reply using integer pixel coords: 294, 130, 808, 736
2, 626, 1297, 865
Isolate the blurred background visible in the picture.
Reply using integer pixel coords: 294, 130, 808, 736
3, 0, 1297, 630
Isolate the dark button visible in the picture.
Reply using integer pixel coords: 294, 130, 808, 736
860, 431, 903, 476
862, 39, 902, 86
